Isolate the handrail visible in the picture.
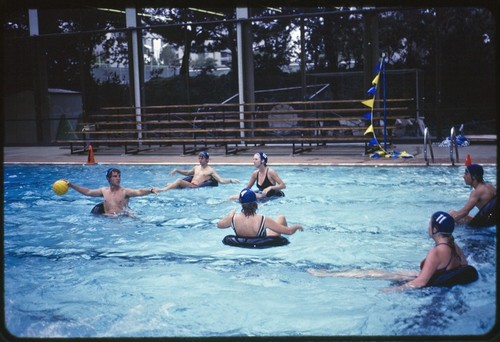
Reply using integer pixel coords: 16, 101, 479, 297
423, 127, 434, 165
449, 126, 460, 166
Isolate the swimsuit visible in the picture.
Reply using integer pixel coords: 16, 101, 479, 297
231, 214, 267, 237
257, 169, 274, 191
420, 243, 459, 276
256, 169, 284, 197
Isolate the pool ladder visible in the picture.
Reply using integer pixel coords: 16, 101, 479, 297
423, 126, 459, 166
423, 127, 434, 166
449, 126, 460, 166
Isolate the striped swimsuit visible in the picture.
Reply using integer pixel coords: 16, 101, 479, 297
231, 214, 267, 237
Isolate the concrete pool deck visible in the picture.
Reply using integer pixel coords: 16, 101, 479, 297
3, 140, 497, 166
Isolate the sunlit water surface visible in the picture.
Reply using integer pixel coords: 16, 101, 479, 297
3, 164, 496, 338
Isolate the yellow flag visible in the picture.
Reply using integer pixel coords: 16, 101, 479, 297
372, 73, 380, 85
364, 124, 374, 135
362, 99, 374, 108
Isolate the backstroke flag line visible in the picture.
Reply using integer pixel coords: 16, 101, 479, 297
362, 60, 386, 153
361, 58, 414, 159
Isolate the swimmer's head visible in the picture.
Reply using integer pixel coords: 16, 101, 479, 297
199, 151, 210, 160
431, 211, 455, 235
466, 164, 484, 182
258, 152, 268, 166
239, 188, 257, 204
106, 168, 121, 179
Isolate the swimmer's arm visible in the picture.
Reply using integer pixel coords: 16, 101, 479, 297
399, 249, 438, 289
449, 191, 479, 221
210, 170, 239, 184
217, 210, 236, 228
245, 172, 258, 189
67, 182, 103, 197
267, 169, 286, 191
169, 167, 194, 177
265, 217, 303, 235
125, 187, 158, 197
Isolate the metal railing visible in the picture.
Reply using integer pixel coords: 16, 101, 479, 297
449, 126, 459, 166
423, 126, 434, 166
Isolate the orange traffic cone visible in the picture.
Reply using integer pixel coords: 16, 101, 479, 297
465, 154, 472, 166
86, 145, 97, 165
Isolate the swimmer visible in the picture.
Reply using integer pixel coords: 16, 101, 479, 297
65, 168, 159, 215
228, 152, 285, 201
308, 212, 471, 290
218, 188, 303, 237
158, 151, 238, 192
448, 164, 496, 225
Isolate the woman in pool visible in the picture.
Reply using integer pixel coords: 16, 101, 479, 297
228, 152, 286, 201
218, 188, 303, 237
308, 211, 477, 289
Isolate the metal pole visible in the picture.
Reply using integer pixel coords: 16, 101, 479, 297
236, 7, 247, 140
126, 8, 142, 141
382, 54, 387, 151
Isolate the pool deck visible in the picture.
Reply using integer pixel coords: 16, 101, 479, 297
3, 138, 497, 166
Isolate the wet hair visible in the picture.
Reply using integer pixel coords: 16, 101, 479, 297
466, 164, 484, 182
106, 168, 121, 179
241, 202, 258, 217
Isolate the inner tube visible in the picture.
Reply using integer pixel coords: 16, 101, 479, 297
468, 196, 496, 228
183, 175, 218, 187
426, 265, 479, 287
222, 235, 289, 249
257, 190, 285, 203
91, 202, 105, 215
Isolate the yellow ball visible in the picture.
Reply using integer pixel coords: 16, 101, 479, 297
53, 179, 69, 195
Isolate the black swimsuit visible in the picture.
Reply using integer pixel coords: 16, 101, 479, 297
257, 169, 284, 198
420, 243, 459, 276
257, 169, 274, 192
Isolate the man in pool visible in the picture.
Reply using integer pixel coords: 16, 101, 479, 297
158, 151, 239, 192
448, 164, 496, 227
65, 168, 159, 215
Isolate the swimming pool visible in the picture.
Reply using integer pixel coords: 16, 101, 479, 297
3, 164, 496, 338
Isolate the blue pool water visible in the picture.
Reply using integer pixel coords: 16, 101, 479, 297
3, 164, 496, 338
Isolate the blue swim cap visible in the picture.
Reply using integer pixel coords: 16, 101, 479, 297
239, 188, 257, 204
466, 164, 483, 182
431, 211, 455, 234
258, 152, 268, 165
199, 151, 210, 159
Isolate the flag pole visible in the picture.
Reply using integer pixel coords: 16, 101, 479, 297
381, 53, 387, 151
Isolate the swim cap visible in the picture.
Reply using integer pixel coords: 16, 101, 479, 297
466, 164, 484, 182
199, 151, 210, 159
106, 168, 120, 179
258, 152, 268, 165
239, 188, 257, 204
431, 211, 455, 234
